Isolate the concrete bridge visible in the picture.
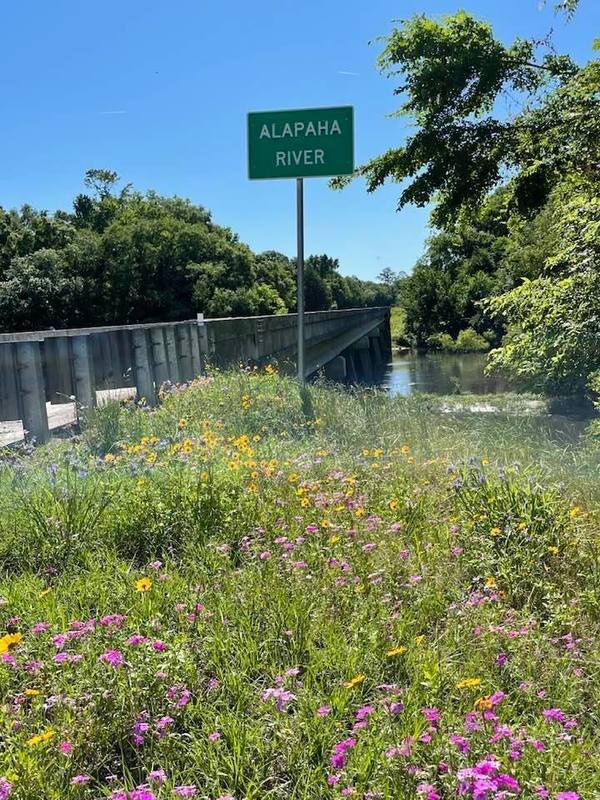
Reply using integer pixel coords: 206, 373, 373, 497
0, 307, 391, 445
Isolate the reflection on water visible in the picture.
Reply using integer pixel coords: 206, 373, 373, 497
381, 351, 509, 397
379, 351, 594, 443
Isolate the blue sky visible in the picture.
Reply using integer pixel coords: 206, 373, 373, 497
1, 1, 598, 280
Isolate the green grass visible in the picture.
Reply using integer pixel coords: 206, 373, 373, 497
0, 369, 598, 799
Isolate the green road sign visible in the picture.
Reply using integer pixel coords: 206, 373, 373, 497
248, 106, 354, 180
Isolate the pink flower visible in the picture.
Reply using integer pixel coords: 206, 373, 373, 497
208, 731, 221, 741
152, 640, 167, 652
417, 783, 440, 800
70, 775, 90, 785
148, 769, 167, 784
556, 794, 580, 800
59, 741, 73, 755
0, 778, 12, 800
127, 634, 147, 646
130, 790, 155, 800
450, 734, 470, 753
32, 622, 50, 634
330, 737, 356, 769
317, 706, 332, 717
100, 649, 124, 667
174, 787, 197, 797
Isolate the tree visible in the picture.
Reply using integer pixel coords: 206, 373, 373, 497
334, 10, 578, 225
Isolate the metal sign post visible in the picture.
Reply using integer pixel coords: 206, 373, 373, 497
247, 105, 354, 383
296, 178, 305, 384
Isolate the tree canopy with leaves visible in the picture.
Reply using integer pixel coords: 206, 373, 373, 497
345, 2, 599, 395
0, 171, 393, 332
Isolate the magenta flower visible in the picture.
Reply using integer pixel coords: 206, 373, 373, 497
556, 794, 580, 800
32, 622, 50, 634
317, 705, 332, 716
262, 687, 296, 711
543, 708, 567, 724
417, 784, 440, 800
0, 778, 12, 800
130, 790, 155, 800
330, 737, 357, 769
450, 734, 470, 753
59, 740, 73, 755
100, 649, 124, 667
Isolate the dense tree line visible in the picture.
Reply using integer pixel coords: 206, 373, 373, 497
344, 2, 599, 396
0, 170, 393, 332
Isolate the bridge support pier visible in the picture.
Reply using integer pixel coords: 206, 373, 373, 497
324, 355, 347, 383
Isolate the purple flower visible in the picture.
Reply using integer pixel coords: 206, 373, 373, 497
543, 708, 567, 724
130, 790, 155, 800
174, 787, 197, 797
0, 779, 12, 800
262, 687, 296, 711
330, 737, 357, 769
450, 734, 470, 753
100, 649, 124, 667
148, 769, 167, 784
70, 775, 90, 785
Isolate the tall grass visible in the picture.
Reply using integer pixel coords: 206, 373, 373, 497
0, 369, 597, 799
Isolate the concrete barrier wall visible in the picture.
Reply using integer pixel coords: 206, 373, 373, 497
0, 308, 390, 443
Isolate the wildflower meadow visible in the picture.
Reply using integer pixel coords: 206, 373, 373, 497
0, 369, 598, 800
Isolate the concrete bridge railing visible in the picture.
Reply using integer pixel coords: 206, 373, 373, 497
0, 307, 391, 444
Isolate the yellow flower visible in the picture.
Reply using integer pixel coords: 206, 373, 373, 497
39, 588, 52, 598
26, 729, 54, 747
570, 506, 582, 518
329, 535, 340, 544
178, 418, 187, 429
547, 545, 559, 555
135, 577, 152, 593
343, 674, 365, 689
386, 646, 407, 657
407, 457, 414, 464
518, 522, 527, 530
485, 576, 496, 588
104, 453, 116, 463
401, 445, 410, 454
482, 458, 489, 466
355, 507, 366, 518
24, 688, 41, 697
475, 695, 493, 710
457, 678, 482, 689
414, 635, 425, 646
389, 499, 399, 511
490, 527, 502, 537
288, 473, 299, 483
248, 483, 258, 493
0, 632, 22, 655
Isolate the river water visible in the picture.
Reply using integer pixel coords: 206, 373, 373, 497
381, 351, 508, 397
379, 351, 594, 443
